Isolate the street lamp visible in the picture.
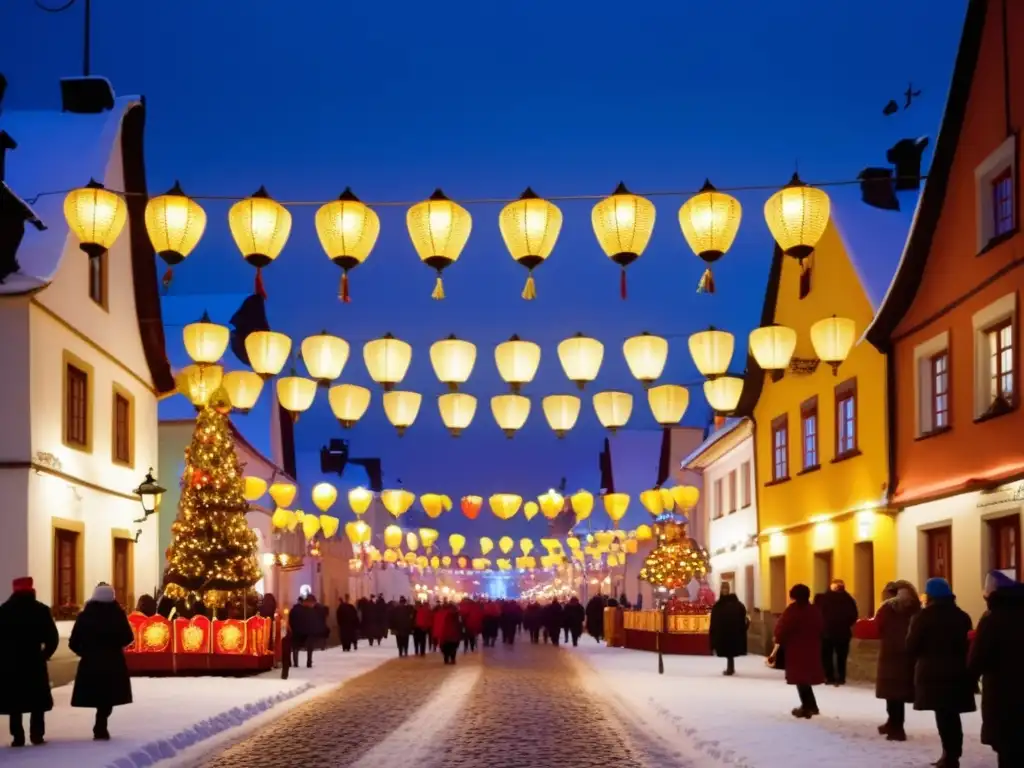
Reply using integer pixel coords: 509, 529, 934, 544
133, 469, 165, 523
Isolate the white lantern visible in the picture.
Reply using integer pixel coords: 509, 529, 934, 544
438, 393, 478, 437
328, 383, 371, 428
688, 327, 734, 379
810, 316, 856, 374
222, 370, 263, 413
647, 384, 689, 426
430, 335, 477, 391
383, 390, 422, 435
245, 331, 292, 380
363, 333, 412, 391
182, 311, 229, 365
592, 391, 633, 433
301, 332, 350, 386
542, 394, 581, 438
494, 335, 541, 394
276, 376, 317, 421
749, 325, 798, 371
491, 394, 530, 438
622, 332, 668, 387
558, 333, 604, 390
703, 376, 744, 413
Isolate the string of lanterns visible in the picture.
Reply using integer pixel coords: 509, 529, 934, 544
176, 319, 858, 432
62, 174, 832, 299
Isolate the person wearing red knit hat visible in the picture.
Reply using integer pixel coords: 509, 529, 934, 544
0, 577, 59, 747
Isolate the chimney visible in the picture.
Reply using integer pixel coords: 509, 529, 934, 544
0, 131, 15, 183
713, 414, 727, 432
60, 76, 115, 114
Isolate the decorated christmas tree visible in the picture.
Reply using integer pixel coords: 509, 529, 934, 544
638, 514, 711, 591
163, 390, 261, 610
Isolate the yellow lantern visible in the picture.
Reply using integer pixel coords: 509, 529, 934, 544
659, 488, 675, 510
344, 521, 362, 545
311, 482, 338, 513
567, 537, 580, 550
595, 531, 615, 549
539, 489, 565, 520
416, 555, 429, 569
407, 189, 472, 299
499, 536, 514, 554
271, 507, 293, 530
688, 327, 734, 380
328, 383, 371, 428
541, 538, 561, 553
223, 370, 263, 414
229, 186, 292, 272
63, 179, 128, 259
314, 187, 380, 302
301, 333, 350, 386
672, 485, 700, 510
384, 525, 403, 549
523, 501, 539, 521
348, 487, 373, 516
520, 538, 534, 556
764, 173, 831, 262
449, 533, 466, 555
442, 555, 452, 567
406, 531, 420, 552
405, 552, 418, 566
472, 558, 487, 570
419, 528, 439, 550
639, 489, 664, 517
363, 333, 412, 391
489, 494, 522, 520
480, 537, 494, 556
491, 394, 530, 438
647, 384, 689, 426
383, 391, 422, 436
494, 335, 541, 394
749, 325, 798, 372
430, 555, 440, 569
810, 316, 857, 374
622, 332, 668, 387
383, 548, 399, 564
268, 481, 297, 509
438, 393, 477, 437
604, 493, 630, 526
144, 181, 207, 272
497, 559, 512, 572
499, 187, 563, 300
703, 376, 744, 413
570, 490, 593, 522
288, 510, 303, 533
678, 180, 742, 293
320, 515, 340, 538
244, 331, 292, 380
354, 520, 372, 544
276, 375, 317, 422
175, 364, 223, 407
591, 182, 656, 299
382, 489, 415, 518
541, 394, 581, 437
593, 391, 633, 433
183, 311, 230, 365
243, 476, 267, 501
557, 333, 604, 390
302, 514, 321, 539
635, 524, 653, 541
421, 494, 446, 519
430, 334, 477, 391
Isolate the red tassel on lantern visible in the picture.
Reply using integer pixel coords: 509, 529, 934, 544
161, 267, 174, 294
340, 272, 351, 304
254, 268, 267, 300
620, 269, 627, 300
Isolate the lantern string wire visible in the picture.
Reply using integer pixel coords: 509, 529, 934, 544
23, 174, 926, 207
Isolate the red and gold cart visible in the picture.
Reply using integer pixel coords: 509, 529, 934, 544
620, 605, 712, 655
125, 613, 275, 674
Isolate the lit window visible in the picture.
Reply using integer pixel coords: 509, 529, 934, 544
931, 352, 949, 429
988, 320, 1014, 404
835, 379, 857, 458
801, 398, 818, 470
992, 168, 1014, 238
771, 416, 788, 481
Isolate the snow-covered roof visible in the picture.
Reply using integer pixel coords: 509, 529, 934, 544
0, 95, 140, 295
680, 418, 749, 470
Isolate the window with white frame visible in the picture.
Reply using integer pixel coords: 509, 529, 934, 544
913, 331, 951, 436
973, 292, 1018, 419
975, 135, 1017, 252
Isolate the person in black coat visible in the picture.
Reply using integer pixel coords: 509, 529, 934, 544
968, 571, 1024, 768
388, 597, 415, 657
907, 578, 975, 768
814, 579, 859, 685
585, 595, 606, 643
336, 595, 360, 652
563, 597, 586, 646
524, 602, 543, 644
0, 577, 59, 747
709, 583, 749, 676
288, 596, 316, 668
69, 583, 134, 740
543, 600, 564, 647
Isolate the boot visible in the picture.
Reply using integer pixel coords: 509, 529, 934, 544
885, 726, 906, 742
10, 737, 25, 748
878, 722, 891, 735
93, 728, 110, 741
932, 753, 947, 767
791, 707, 812, 719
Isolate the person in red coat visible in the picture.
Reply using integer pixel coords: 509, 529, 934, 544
413, 601, 433, 657
462, 600, 483, 653
435, 605, 463, 664
773, 583, 825, 719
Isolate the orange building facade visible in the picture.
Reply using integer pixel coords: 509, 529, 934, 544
867, 0, 1023, 620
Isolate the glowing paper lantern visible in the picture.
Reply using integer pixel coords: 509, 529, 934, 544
689, 327, 734, 379
64, 179, 127, 259
384, 549, 398, 564
243, 476, 267, 501
384, 525, 403, 549
245, 331, 292, 380
144, 181, 207, 271
441, 555, 452, 567
344, 521, 362, 545
271, 508, 293, 530
430, 335, 477, 391
539, 489, 565, 520
329, 383, 371, 428
593, 391, 633, 433
499, 536, 514, 554
419, 528, 439, 549
520, 538, 534, 556
810, 316, 857, 374
382, 489, 415, 518
480, 537, 494, 556
591, 182, 655, 299
311, 482, 338, 513
405, 552, 418, 565
430, 555, 440, 569
183, 311, 229, 365
383, 391, 422, 436
268, 482, 297, 509
416, 555, 428, 569
567, 537, 580, 550
320, 515, 340, 538
406, 532, 419, 552
175, 364, 223, 407
407, 189, 471, 299
671, 485, 700, 510
277, 375, 317, 421
421, 494, 446, 519
489, 494, 522, 520
571, 490, 594, 523
500, 187, 563, 299
491, 394, 530, 438
302, 514, 321, 539
348, 487, 373, 516
314, 187, 380, 302
449, 533, 466, 555
635, 524, 653, 541
363, 333, 412, 391
542, 394, 581, 437
704, 376, 744, 413
223, 371, 263, 413
494, 335, 541, 394
622, 332, 668, 387
764, 173, 831, 262
558, 333, 603, 390
749, 325, 798, 371
438, 393, 478, 437
461, 495, 482, 520
678, 180, 742, 293
604, 493, 630, 526
659, 488, 675, 510
524, 501, 540, 521
229, 186, 292, 271
301, 333, 350, 386
639, 489, 664, 516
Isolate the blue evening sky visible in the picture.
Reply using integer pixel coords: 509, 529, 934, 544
0, 0, 967, 537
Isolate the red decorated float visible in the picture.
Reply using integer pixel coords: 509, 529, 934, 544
125, 612, 275, 674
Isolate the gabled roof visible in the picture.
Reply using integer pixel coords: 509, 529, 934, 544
865, 0, 987, 350
680, 417, 752, 470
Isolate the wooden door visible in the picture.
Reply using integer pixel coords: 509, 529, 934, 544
813, 551, 833, 596
113, 538, 132, 609
989, 515, 1021, 580
925, 526, 953, 585
744, 564, 755, 609
54, 528, 79, 609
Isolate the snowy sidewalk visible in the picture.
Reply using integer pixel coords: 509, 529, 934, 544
1, 642, 395, 768
570, 643, 994, 768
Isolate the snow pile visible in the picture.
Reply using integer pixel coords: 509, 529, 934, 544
570, 643, 994, 768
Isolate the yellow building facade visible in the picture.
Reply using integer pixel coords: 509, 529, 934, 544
740, 220, 895, 617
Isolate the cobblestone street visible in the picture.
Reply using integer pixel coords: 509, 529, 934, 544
200, 641, 682, 768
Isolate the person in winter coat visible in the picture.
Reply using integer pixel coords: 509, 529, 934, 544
709, 583, 749, 676
0, 577, 59, 747
968, 571, 1024, 767
585, 595, 606, 643
543, 600, 564, 647
773, 583, 825, 719
462, 600, 483, 652
482, 599, 502, 647
389, 597, 415, 657
563, 597, 586, 646
524, 602, 543, 643
501, 600, 521, 645
288, 596, 316, 668
413, 600, 433, 656
435, 605, 462, 664
336, 595, 360, 652
69, 583, 134, 740
907, 577, 975, 768
814, 579, 859, 686
372, 595, 389, 644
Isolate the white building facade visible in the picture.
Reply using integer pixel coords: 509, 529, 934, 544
682, 419, 760, 610
0, 80, 176, 622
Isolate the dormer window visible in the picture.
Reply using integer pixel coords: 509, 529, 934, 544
975, 136, 1017, 252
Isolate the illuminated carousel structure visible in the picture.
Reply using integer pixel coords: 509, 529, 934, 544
125, 612, 274, 674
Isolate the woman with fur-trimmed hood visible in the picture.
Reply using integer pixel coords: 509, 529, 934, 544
871, 580, 921, 741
